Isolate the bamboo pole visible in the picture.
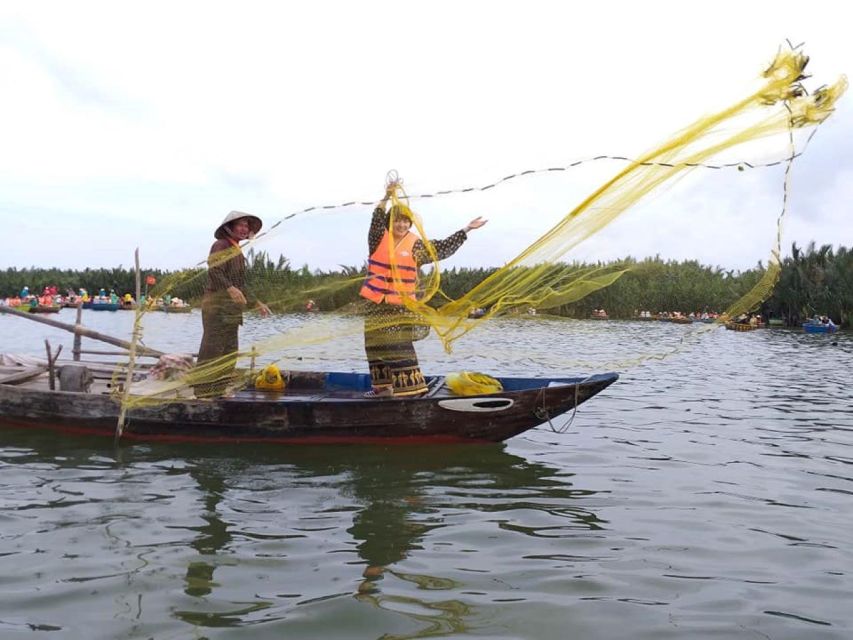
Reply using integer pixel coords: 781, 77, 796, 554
44, 340, 53, 390
73, 303, 83, 361
116, 248, 144, 441
0, 305, 164, 358
44, 340, 62, 391
79, 349, 159, 357
52, 358, 145, 372
135, 251, 142, 304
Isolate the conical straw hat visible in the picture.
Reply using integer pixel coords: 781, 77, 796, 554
214, 210, 263, 240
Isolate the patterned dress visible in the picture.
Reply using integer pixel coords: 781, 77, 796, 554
364, 206, 468, 396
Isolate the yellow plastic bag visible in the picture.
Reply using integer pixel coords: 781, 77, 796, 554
445, 371, 502, 396
255, 364, 285, 391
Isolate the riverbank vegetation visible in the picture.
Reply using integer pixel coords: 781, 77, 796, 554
2, 242, 849, 327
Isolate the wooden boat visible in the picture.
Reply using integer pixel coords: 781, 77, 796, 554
0, 306, 616, 444
725, 321, 764, 331
802, 322, 838, 334
157, 305, 192, 313
82, 301, 120, 311
0, 366, 618, 444
27, 305, 62, 314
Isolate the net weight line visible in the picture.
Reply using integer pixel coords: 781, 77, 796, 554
262, 145, 815, 237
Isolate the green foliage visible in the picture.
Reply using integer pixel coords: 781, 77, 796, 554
242, 249, 364, 313
0, 265, 170, 298
762, 242, 852, 327
554, 256, 767, 319
3, 243, 850, 327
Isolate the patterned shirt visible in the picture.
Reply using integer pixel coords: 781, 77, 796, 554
204, 239, 257, 305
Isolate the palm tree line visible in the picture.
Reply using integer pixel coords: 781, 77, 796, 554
2, 243, 849, 327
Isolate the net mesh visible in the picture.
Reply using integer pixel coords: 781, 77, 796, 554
117, 47, 847, 408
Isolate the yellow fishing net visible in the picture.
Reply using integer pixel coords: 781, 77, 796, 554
117, 47, 846, 408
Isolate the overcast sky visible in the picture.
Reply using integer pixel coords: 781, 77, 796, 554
1, 1, 850, 274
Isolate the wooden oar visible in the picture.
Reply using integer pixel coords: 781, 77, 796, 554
0, 305, 165, 358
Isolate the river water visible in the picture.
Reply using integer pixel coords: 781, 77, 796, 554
1, 309, 851, 639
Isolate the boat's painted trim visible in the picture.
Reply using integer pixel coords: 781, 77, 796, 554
437, 398, 515, 412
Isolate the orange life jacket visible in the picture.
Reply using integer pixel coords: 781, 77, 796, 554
360, 231, 418, 305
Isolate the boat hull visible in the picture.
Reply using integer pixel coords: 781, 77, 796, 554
725, 322, 764, 331
0, 371, 618, 444
803, 323, 838, 334
82, 302, 120, 311
157, 305, 192, 313
27, 306, 61, 314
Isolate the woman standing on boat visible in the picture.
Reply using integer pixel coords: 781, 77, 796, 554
195, 211, 270, 397
360, 181, 487, 398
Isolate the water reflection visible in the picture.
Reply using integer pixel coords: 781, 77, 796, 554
1, 427, 605, 637
183, 463, 231, 598
346, 459, 442, 595
165, 444, 604, 637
